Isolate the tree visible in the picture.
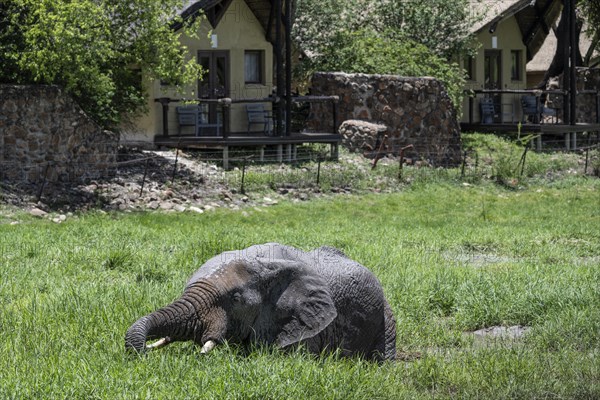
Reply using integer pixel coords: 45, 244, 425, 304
0, 0, 202, 129
538, 0, 600, 88
311, 29, 466, 108
579, 0, 600, 67
292, 0, 479, 108
372, 0, 483, 59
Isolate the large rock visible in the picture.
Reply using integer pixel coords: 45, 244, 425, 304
338, 119, 388, 156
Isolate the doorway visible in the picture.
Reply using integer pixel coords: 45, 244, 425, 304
484, 50, 502, 122
198, 51, 230, 129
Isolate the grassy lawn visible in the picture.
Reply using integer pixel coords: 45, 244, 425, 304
1, 136, 599, 398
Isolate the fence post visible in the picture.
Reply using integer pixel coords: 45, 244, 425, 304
461, 150, 468, 179
171, 147, 180, 184
398, 145, 414, 181
140, 158, 150, 197
240, 155, 253, 194
316, 157, 322, 186
240, 160, 247, 194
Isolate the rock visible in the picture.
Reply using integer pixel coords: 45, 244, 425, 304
147, 201, 160, 210
51, 214, 67, 223
220, 190, 233, 200
188, 206, 204, 214
160, 202, 174, 210
29, 207, 48, 218
173, 205, 186, 212
263, 197, 278, 206
298, 192, 309, 201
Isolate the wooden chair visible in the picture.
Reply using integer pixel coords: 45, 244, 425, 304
246, 104, 273, 135
176, 105, 220, 136
521, 95, 540, 123
479, 97, 495, 124
521, 95, 557, 124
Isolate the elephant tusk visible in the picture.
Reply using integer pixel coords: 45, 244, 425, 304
200, 340, 216, 354
146, 337, 171, 350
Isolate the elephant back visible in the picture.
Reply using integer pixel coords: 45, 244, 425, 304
186, 243, 305, 287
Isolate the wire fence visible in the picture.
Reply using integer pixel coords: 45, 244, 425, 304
1, 134, 599, 208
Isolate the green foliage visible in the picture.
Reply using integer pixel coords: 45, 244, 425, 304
329, 29, 466, 108
580, 0, 600, 67
293, 0, 476, 108
373, 0, 483, 59
0, 0, 202, 128
461, 133, 585, 187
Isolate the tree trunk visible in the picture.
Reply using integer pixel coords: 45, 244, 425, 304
536, 0, 583, 89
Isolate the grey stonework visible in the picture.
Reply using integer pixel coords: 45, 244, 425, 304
307, 73, 461, 166
0, 85, 117, 184
546, 67, 600, 123
338, 120, 388, 156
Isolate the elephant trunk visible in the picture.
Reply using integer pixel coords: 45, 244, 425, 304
125, 298, 201, 354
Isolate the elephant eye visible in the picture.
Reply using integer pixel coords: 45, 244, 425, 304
232, 292, 242, 303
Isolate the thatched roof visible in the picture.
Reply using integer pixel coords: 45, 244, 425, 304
527, 23, 595, 72
471, 0, 563, 61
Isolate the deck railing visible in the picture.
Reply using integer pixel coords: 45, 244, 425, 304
154, 95, 340, 139
464, 89, 600, 126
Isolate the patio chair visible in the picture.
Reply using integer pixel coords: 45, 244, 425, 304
246, 104, 273, 135
521, 95, 557, 124
176, 106, 199, 135
176, 105, 220, 136
480, 97, 495, 124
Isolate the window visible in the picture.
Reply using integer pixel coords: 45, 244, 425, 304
463, 56, 476, 81
511, 50, 522, 81
245, 50, 264, 84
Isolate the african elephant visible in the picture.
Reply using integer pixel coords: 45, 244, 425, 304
125, 243, 396, 361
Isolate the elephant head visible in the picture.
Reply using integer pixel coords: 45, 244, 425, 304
125, 254, 338, 355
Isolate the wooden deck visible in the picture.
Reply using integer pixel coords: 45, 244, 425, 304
154, 132, 341, 169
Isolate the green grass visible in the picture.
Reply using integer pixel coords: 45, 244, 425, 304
1, 175, 599, 399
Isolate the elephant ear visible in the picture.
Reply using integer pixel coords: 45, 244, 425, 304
254, 258, 337, 348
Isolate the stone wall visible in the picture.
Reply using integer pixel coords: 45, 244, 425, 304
0, 85, 117, 184
307, 72, 461, 166
546, 67, 600, 123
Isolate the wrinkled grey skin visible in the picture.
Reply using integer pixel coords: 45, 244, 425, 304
125, 243, 396, 361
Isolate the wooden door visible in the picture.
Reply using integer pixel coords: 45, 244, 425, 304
484, 50, 502, 122
198, 51, 230, 125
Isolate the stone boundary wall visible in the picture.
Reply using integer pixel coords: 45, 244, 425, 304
0, 85, 117, 184
307, 72, 461, 166
546, 67, 600, 122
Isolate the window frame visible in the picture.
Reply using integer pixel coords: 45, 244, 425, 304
511, 50, 523, 81
244, 50, 264, 85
